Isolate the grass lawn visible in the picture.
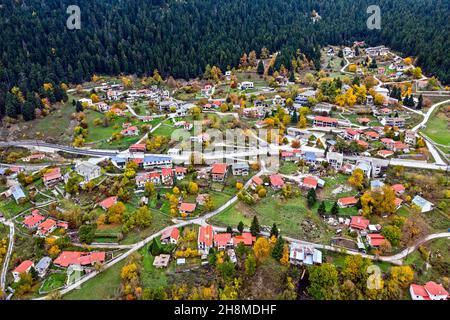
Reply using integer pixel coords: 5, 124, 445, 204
278, 162, 298, 175
140, 245, 169, 289
421, 105, 450, 149
319, 174, 356, 200
152, 123, 175, 137
40, 272, 66, 293
64, 259, 126, 300
0, 199, 32, 218
210, 203, 252, 227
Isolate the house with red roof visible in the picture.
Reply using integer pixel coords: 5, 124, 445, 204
395, 197, 403, 209
121, 125, 139, 136
54, 251, 106, 268
344, 128, 360, 141
175, 167, 187, 180
214, 233, 233, 250
43, 167, 62, 187
313, 116, 338, 128
357, 117, 371, 125
22, 210, 45, 229
356, 140, 369, 149
37, 219, 57, 237
350, 216, 370, 230
364, 131, 380, 141
233, 232, 256, 246
198, 225, 214, 253
367, 233, 386, 247
251, 176, 263, 190
338, 196, 358, 208
160, 227, 180, 245
302, 176, 318, 190
179, 202, 196, 215
410, 281, 449, 300
211, 163, 228, 182
281, 151, 295, 161
377, 150, 394, 158
12, 260, 34, 282
269, 174, 284, 190
391, 184, 405, 195
392, 141, 409, 152
129, 143, 146, 153
98, 196, 118, 210
161, 168, 174, 185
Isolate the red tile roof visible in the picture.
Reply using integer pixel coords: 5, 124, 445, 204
367, 233, 386, 246
365, 131, 379, 138
303, 176, 318, 188
13, 260, 34, 274
378, 150, 394, 156
160, 227, 180, 241
395, 198, 403, 207
345, 128, 359, 136
211, 163, 227, 175
252, 176, 263, 185
23, 212, 45, 228
99, 196, 118, 210
233, 232, 256, 246
410, 284, 430, 299
214, 233, 232, 247
130, 143, 146, 151
338, 196, 358, 206
38, 219, 57, 234
199, 225, 214, 247
356, 140, 369, 148
43, 167, 62, 182
350, 216, 370, 230
175, 167, 187, 174
314, 116, 338, 123
270, 174, 284, 187
179, 202, 196, 213
161, 168, 173, 177
392, 184, 405, 193
424, 281, 449, 296
54, 251, 105, 267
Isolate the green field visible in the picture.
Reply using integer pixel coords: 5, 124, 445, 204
40, 272, 66, 293
64, 259, 126, 300
421, 105, 450, 153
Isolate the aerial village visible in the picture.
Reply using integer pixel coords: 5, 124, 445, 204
0, 43, 448, 300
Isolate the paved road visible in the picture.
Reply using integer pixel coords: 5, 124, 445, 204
0, 220, 14, 292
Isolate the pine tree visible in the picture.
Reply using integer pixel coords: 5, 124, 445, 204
270, 223, 279, 238
417, 94, 423, 110
257, 60, 265, 75
307, 188, 317, 208
331, 201, 339, 215
76, 100, 83, 113
22, 100, 35, 121
318, 201, 327, 215
289, 70, 295, 82
237, 221, 244, 234
250, 216, 260, 236
271, 236, 285, 260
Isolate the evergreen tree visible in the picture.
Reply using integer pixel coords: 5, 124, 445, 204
22, 100, 35, 121
307, 188, 317, 208
331, 201, 339, 215
270, 223, 279, 238
226, 226, 233, 233
257, 60, 265, 75
75, 100, 83, 113
417, 94, 423, 110
237, 221, 244, 234
271, 236, 285, 260
318, 201, 327, 215
250, 216, 260, 236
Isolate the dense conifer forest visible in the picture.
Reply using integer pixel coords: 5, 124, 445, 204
0, 0, 449, 119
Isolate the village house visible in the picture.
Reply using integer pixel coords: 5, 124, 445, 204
269, 174, 285, 190
121, 125, 139, 136
153, 254, 171, 269
404, 130, 416, 145
111, 156, 127, 169
98, 196, 118, 210
350, 216, 370, 231
160, 227, 180, 245
211, 163, 228, 182
289, 242, 322, 265
380, 117, 405, 128
196, 193, 210, 206
344, 128, 361, 141
161, 168, 174, 186
313, 116, 338, 128
338, 196, 358, 208
326, 152, 344, 169
179, 202, 196, 215
75, 162, 102, 182
391, 184, 405, 195
412, 195, 434, 213
357, 117, 371, 125
239, 81, 254, 90
54, 251, 106, 268
214, 233, 233, 250
366, 233, 386, 247
232, 232, 256, 246
43, 167, 63, 187
129, 143, 146, 153
302, 176, 318, 190
143, 155, 172, 169
365, 45, 389, 56
377, 150, 394, 158
35, 256, 52, 278
370, 180, 385, 191
175, 167, 187, 180
364, 131, 380, 141
22, 210, 45, 229
295, 90, 317, 107
12, 260, 34, 282
232, 162, 249, 176
22, 153, 45, 162
198, 224, 214, 253
410, 281, 448, 300
37, 219, 57, 237
343, 46, 354, 58
5, 185, 26, 204
251, 176, 263, 190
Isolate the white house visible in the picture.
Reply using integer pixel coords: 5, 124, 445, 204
412, 195, 434, 213
410, 282, 448, 300
75, 162, 102, 182
12, 260, 34, 282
